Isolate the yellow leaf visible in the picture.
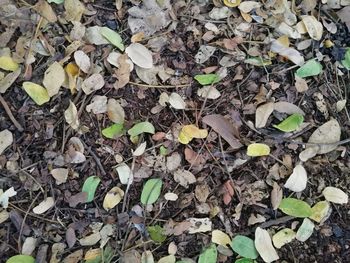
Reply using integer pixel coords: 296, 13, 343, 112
277, 35, 290, 47
309, 201, 330, 223
211, 230, 231, 247
178, 124, 208, 144
65, 62, 79, 93
22, 82, 50, 105
223, 0, 240, 7
0, 56, 19, 71
84, 248, 101, 260
247, 143, 270, 156
103, 186, 124, 211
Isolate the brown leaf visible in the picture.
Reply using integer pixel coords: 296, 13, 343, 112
255, 102, 274, 128
62, 249, 83, 263
184, 148, 205, 166
202, 114, 243, 149
114, 54, 130, 89
66, 227, 76, 248
337, 6, 350, 31
195, 183, 210, 203
271, 182, 282, 210
68, 192, 88, 207
35, 0, 57, 23
223, 180, 234, 205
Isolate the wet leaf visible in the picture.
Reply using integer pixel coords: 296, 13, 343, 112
279, 198, 312, 218
116, 163, 132, 185
301, 15, 323, 40
101, 27, 124, 51
147, 225, 167, 243
211, 230, 231, 247
22, 82, 50, 105
103, 187, 124, 211
6, 255, 35, 263
247, 143, 270, 157
309, 201, 331, 223
194, 74, 220, 85
178, 124, 208, 144
230, 235, 258, 259
284, 164, 307, 192
273, 113, 304, 132
255, 102, 274, 128
322, 186, 348, 204
33, 197, 54, 214
82, 176, 101, 202
272, 228, 296, 249
0, 129, 13, 155
141, 178, 162, 205
43, 62, 65, 97
198, 244, 217, 263
64, 101, 80, 130
295, 59, 322, 78
0, 56, 19, 71
125, 43, 153, 69
255, 227, 279, 263
296, 218, 314, 242
128, 121, 155, 137
102, 123, 124, 139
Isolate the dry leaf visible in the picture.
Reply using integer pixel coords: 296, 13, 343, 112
322, 186, 348, 204
274, 101, 305, 115
133, 142, 147, 156
64, 101, 80, 130
33, 197, 54, 214
202, 114, 242, 149
169, 93, 186, 109
248, 214, 266, 226
255, 227, 279, 263
301, 15, 323, 40
195, 184, 210, 203
114, 54, 130, 89
272, 228, 296, 249
86, 95, 107, 114
125, 43, 153, 69
22, 82, 50, 105
74, 50, 90, 73
296, 218, 314, 242
271, 182, 282, 210
178, 125, 208, 144
0, 68, 21, 93
43, 62, 65, 97
173, 169, 196, 188
79, 232, 101, 246
255, 102, 274, 128
284, 164, 307, 192
295, 76, 309, 92
270, 40, 305, 65
188, 218, 212, 234
85, 26, 109, 45
0, 129, 13, 155
197, 86, 221, 99
64, 0, 85, 22
35, 0, 57, 22
211, 230, 231, 247
239, 1, 261, 13
51, 168, 68, 185
103, 186, 124, 211
22, 237, 37, 255
107, 98, 125, 123
223, 180, 234, 205
82, 73, 105, 95
164, 192, 178, 201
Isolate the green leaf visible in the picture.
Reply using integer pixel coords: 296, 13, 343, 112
100, 27, 125, 51
235, 259, 254, 263
141, 178, 162, 205
194, 74, 220, 85
159, 145, 168, 156
198, 243, 217, 263
341, 48, 350, 70
102, 123, 124, 139
128, 121, 155, 137
6, 255, 35, 263
295, 59, 322, 78
147, 225, 167, 243
273, 113, 304, 132
230, 235, 258, 259
82, 176, 101, 202
47, 0, 64, 4
279, 198, 312, 218
244, 57, 272, 67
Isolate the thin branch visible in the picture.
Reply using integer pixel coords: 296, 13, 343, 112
0, 95, 24, 132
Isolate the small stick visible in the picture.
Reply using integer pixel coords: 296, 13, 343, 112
0, 95, 24, 132
128, 81, 191, 89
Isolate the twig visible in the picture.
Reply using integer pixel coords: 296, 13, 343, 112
0, 95, 24, 132
83, 142, 107, 176
9, 203, 61, 224
128, 81, 191, 89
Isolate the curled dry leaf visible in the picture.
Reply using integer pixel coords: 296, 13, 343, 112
0, 129, 13, 155
125, 43, 153, 69
33, 197, 54, 214
254, 227, 279, 263
82, 73, 105, 95
255, 102, 274, 128
74, 50, 90, 73
43, 62, 65, 97
284, 164, 307, 192
64, 101, 80, 130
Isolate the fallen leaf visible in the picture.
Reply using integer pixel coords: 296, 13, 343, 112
35, 0, 57, 22
0, 56, 19, 71
100, 27, 125, 51
102, 123, 124, 139
279, 198, 312, 218
64, 0, 85, 22
284, 164, 307, 192
294, 76, 309, 92
272, 228, 296, 249
103, 186, 124, 211
309, 201, 331, 223
107, 52, 134, 71
239, 1, 261, 13
85, 26, 110, 45
82, 176, 101, 202
79, 232, 101, 246
178, 124, 208, 144
114, 54, 131, 89
270, 40, 305, 65
82, 73, 105, 95
141, 250, 154, 263
295, 59, 322, 78
128, 121, 155, 137
296, 218, 314, 242
194, 74, 220, 85
51, 168, 68, 185
22, 82, 50, 105
0, 210, 9, 224
64, 101, 79, 130
116, 163, 132, 185
125, 43, 153, 69
173, 169, 196, 188
74, 50, 90, 73
133, 142, 147, 157
247, 143, 270, 157
184, 148, 205, 166
6, 255, 35, 263
0, 187, 17, 208
0, 129, 13, 155
65, 63, 79, 93
22, 237, 37, 255
255, 102, 274, 128
43, 62, 65, 97
195, 45, 216, 64
198, 244, 217, 263
86, 95, 107, 114
254, 227, 279, 263
336, 99, 347, 112
202, 114, 242, 149
273, 113, 304, 132
248, 214, 266, 226
211, 230, 231, 247
0, 68, 21, 93
107, 98, 125, 123
273, 102, 305, 115
230, 235, 258, 259
33, 197, 54, 214
301, 15, 323, 40
158, 255, 176, 263
164, 192, 178, 201
188, 218, 212, 234
195, 183, 210, 203
197, 86, 221, 99
271, 182, 283, 210
147, 225, 167, 243
322, 186, 348, 204
140, 179, 162, 206
223, 180, 234, 205
224, 0, 241, 7
169, 93, 186, 109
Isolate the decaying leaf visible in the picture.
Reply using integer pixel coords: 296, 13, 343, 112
284, 164, 307, 192
64, 0, 85, 22
254, 227, 279, 263
107, 98, 125, 123
103, 187, 124, 211
188, 218, 212, 234
271, 182, 283, 210
114, 54, 131, 89
173, 169, 196, 188
86, 95, 107, 114
197, 86, 221, 99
